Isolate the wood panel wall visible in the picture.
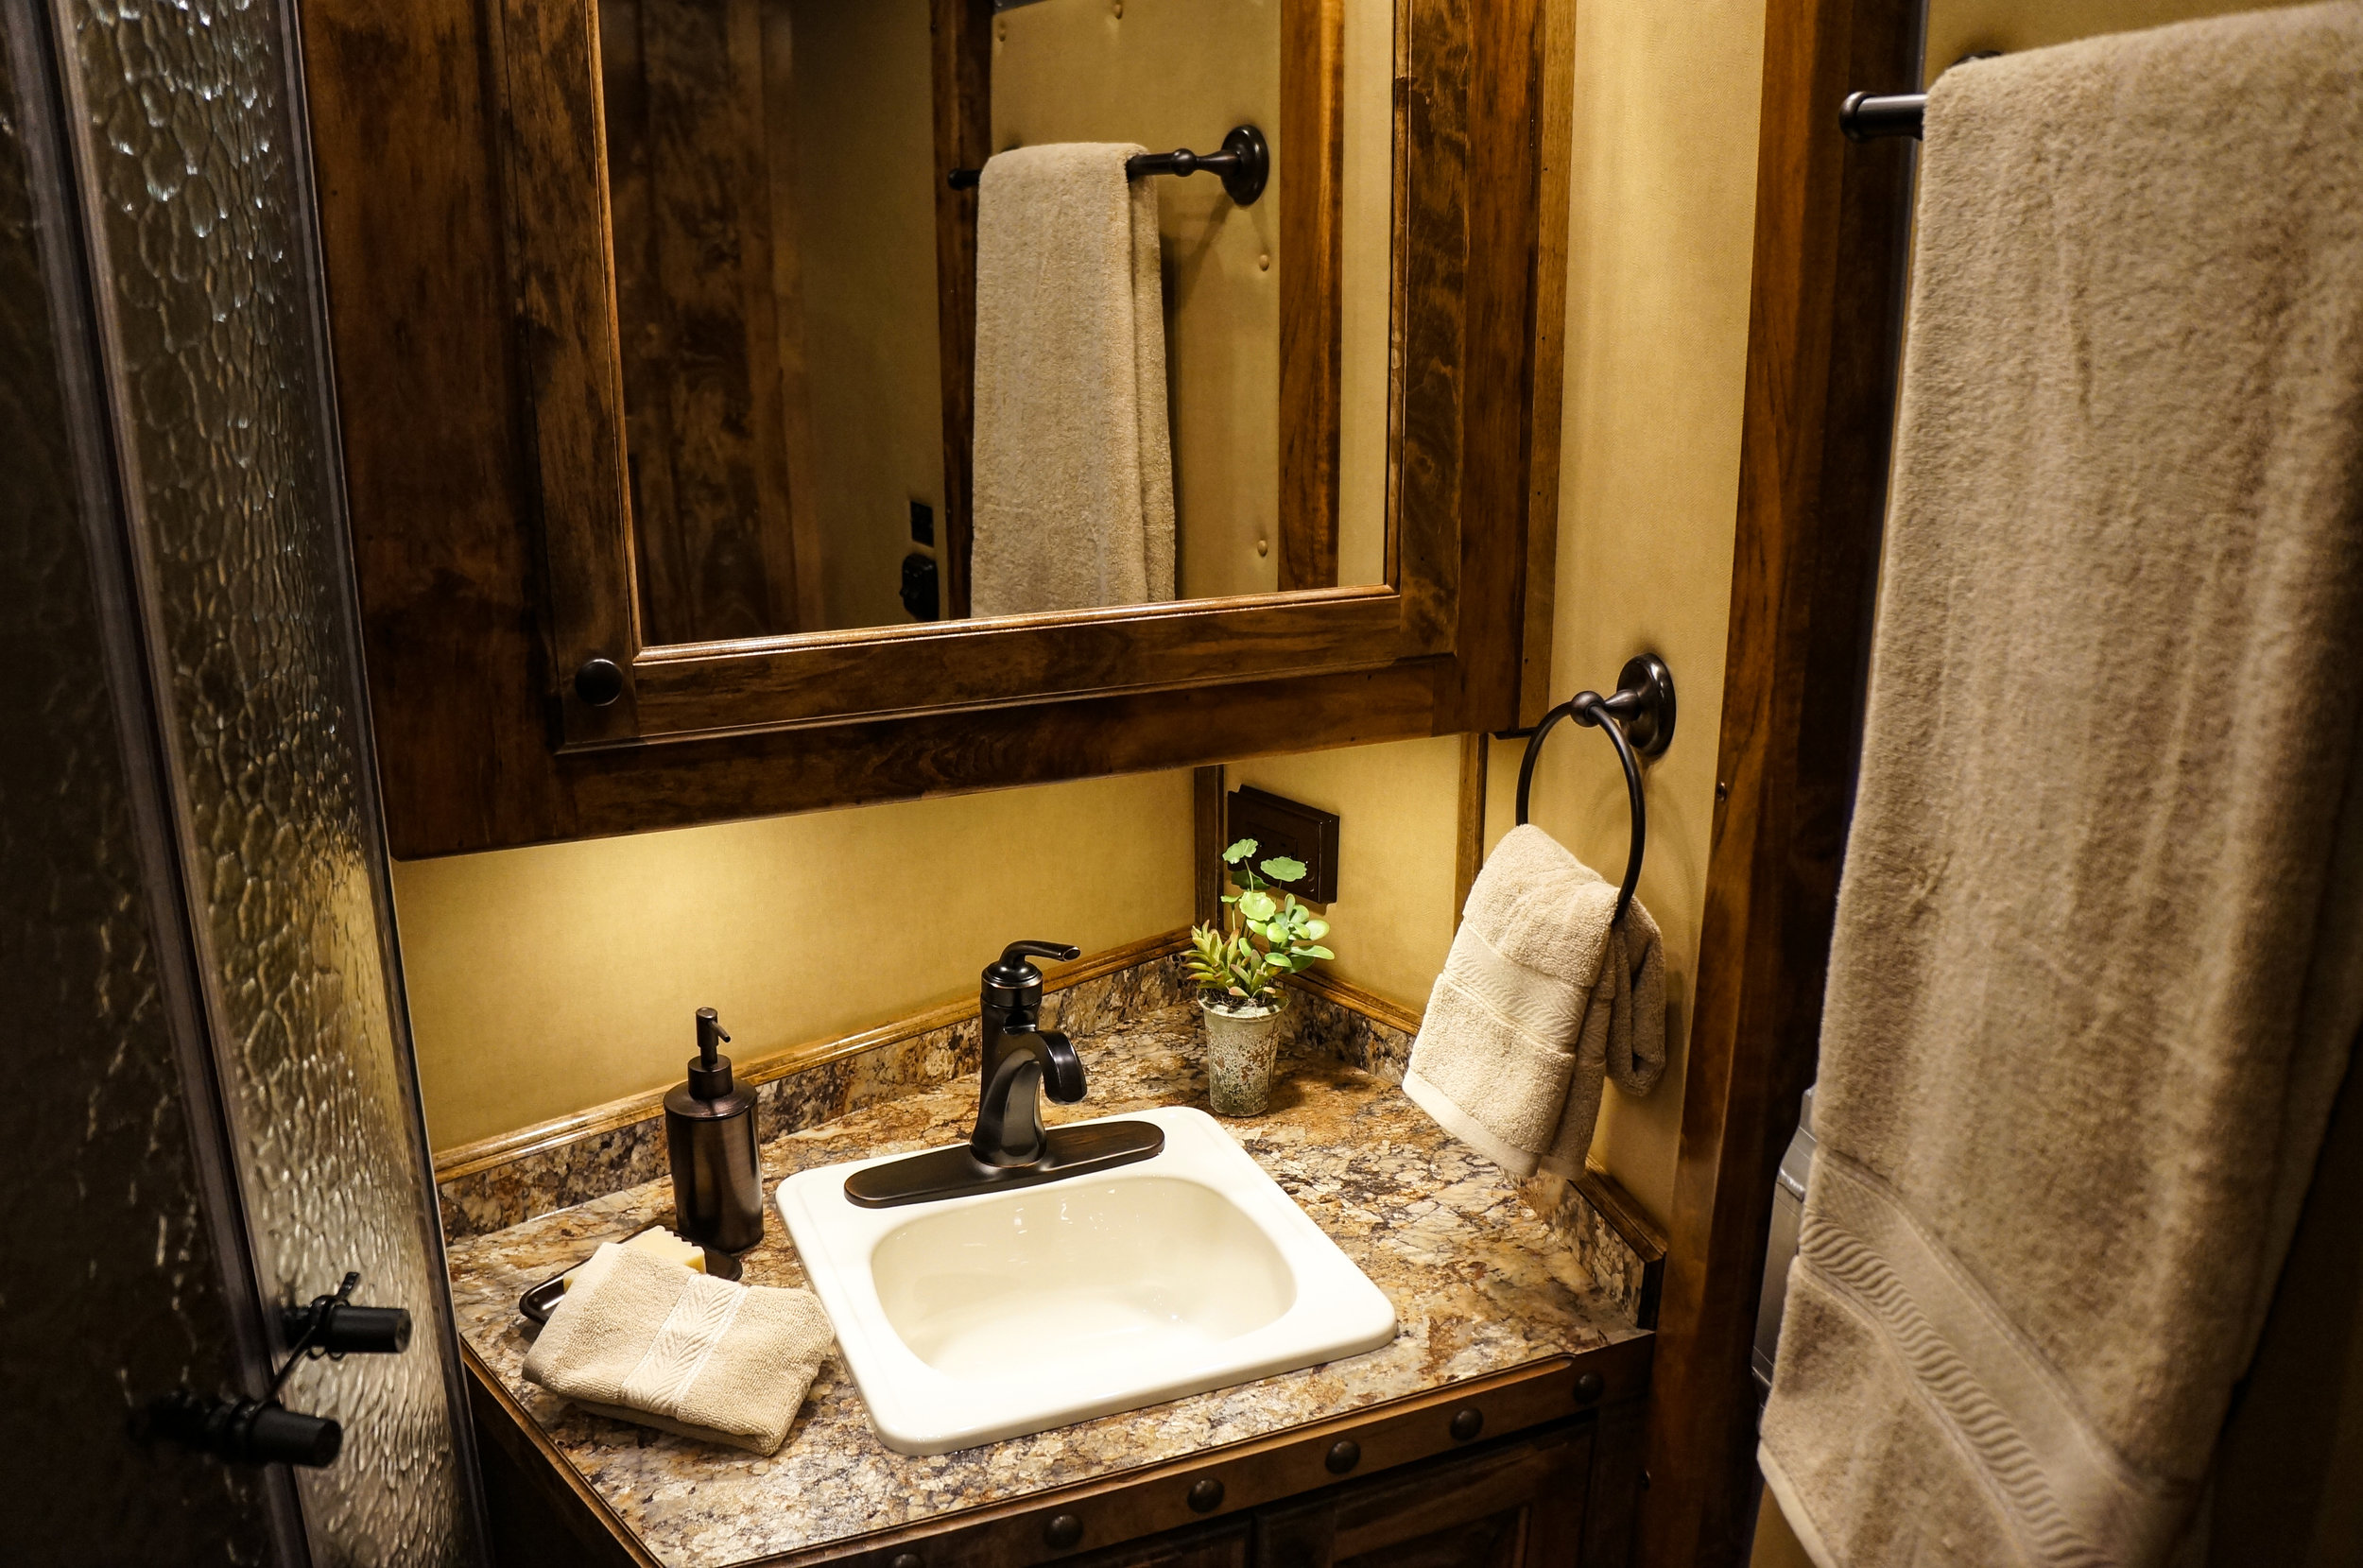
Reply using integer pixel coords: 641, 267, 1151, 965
1635, 0, 1920, 1561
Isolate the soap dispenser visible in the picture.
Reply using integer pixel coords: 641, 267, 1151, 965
664, 1008, 764, 1252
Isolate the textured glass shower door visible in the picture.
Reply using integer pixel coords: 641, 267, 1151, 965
0, 0, 484, 1557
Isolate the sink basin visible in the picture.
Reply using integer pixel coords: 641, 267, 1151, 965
776, 1105, 1398, 1454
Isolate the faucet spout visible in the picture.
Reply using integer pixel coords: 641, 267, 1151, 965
841, 939, 1164, 1206
971, 1025, 1083, 1167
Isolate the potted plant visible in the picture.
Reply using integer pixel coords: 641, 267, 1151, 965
1185, 837, 1335, 1115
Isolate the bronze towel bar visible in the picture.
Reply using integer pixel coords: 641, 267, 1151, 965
947, 124, 1270, 206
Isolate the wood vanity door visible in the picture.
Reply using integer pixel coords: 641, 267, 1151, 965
1069, 1519, 1252, 1568
1253, 1425, 1591, 1568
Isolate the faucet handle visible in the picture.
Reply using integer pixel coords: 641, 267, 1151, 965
995, 940, 1081, 970
983, 941, 1082, 1012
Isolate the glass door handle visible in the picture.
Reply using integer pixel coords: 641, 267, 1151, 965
142, 1271, 410, 1469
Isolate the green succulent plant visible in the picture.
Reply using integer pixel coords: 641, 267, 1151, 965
1185, 836, 1336, 1011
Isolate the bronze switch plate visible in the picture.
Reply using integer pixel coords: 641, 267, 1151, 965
1226, 786, 1341, 904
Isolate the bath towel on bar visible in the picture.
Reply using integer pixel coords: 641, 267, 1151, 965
1403, 824, 1665, 1179
970, 144, 1175, 616
1758, 9, 2363, 1568
523, 1242, 835, 1455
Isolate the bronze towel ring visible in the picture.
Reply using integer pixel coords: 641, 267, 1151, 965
1513, 654, 1677, 926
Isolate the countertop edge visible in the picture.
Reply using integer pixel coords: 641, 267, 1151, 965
469, 1335, 1656, 1568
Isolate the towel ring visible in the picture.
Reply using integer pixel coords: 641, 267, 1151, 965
1513, 654, 1677, 926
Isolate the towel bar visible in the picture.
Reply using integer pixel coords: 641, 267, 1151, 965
1513, 654, 1676, 927
1838, 91, 1927, 140
1840, 55, 2002, 141
947, 124, 1270, 207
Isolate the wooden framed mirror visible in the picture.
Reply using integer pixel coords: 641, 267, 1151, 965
301, 0, 1572, 855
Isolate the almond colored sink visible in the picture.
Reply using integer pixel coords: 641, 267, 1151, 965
775, 1105, 1399, 1455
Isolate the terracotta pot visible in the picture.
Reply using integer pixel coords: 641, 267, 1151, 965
1199, 993, 1288, 1117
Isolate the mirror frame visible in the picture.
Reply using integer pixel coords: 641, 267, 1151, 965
302, 0, 1572, 856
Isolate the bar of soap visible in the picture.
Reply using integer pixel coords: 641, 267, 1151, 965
562, 1227, 705, 1291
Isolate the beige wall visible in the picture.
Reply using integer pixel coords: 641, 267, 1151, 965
394, 771, 1194, 1150
782, 0, 945, 629
992, 0, 1390, 600
1225, 738, 1465, 1010
1924, 0, 2286, 78
1228, 0, 1769, 1228
1513, 0, 1766, 1223
1336, 0, 1392, 589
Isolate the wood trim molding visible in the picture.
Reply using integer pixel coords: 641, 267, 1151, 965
1516, 0, 1578, 728
928, 0, 991, 620
1284, 966, 1423, 1039
1193, 766, 1227, 927
1575, 1159, 1669, 1268
1636, 0, 1920, 1561
1279, 0, 1346, 592
506, 0, 1501, 750
433, 927, 1191, 1178
1453, 730, 1489, 927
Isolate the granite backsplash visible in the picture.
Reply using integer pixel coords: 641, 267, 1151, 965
434, 949, 1656, 1327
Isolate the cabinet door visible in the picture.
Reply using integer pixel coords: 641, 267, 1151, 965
1255, 1425, 1591, 1568
1070, 1519, 1252, 1568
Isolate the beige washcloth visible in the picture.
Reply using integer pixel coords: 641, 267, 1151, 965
1759, 10, 2363, 1568
970, 143, 1176, 616
523, 1242, 834, 1455
1403, 824, 1665, 1178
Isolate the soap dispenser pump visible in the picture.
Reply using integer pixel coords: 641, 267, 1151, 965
664, 1008, 764, 1252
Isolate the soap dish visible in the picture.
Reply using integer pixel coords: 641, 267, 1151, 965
518, 1225, 745, 1324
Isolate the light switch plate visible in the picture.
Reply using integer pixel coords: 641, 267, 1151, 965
1225, 786, 1340, 904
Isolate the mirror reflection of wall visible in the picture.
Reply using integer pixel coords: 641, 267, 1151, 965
990, 0, 1389, 606
599, 0, 944, 642
600, 0, 1390, 642
993, 0, 1277, 604
778, 0, 946, 633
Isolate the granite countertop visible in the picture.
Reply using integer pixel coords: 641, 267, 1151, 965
446, 1006, 1646, 1568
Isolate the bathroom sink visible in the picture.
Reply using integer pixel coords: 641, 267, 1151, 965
775, 1105, 1398, 1454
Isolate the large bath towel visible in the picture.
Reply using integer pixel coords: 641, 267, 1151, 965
970, 144, 1176, 616
1758, 9, 2363, 1567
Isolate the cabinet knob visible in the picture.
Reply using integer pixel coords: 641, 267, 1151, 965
888, 1556, 923, 1568
1574, 1371, 1606, 1404
1187, 1477, 1225, 1513
1325, 1439, 1360, 1474
1044, 1513, 1083, 1550
574, 657, 625, 706
1450, 1406, 1484, 1441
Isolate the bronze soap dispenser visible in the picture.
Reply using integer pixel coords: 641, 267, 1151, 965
665, 1008, 764, 1252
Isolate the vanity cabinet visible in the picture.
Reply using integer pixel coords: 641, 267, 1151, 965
1253, 1424, 1588, 1568
1063, 1428, 1587, 1568
468, 1345, 1647, 1568
1066, 1521, 1252, 1568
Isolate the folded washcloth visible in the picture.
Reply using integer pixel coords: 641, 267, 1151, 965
522, 1242, 834, 1455
1403, 824, 1665, 1178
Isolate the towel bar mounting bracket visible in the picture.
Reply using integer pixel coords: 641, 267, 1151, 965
1513, 654, 1676, 927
